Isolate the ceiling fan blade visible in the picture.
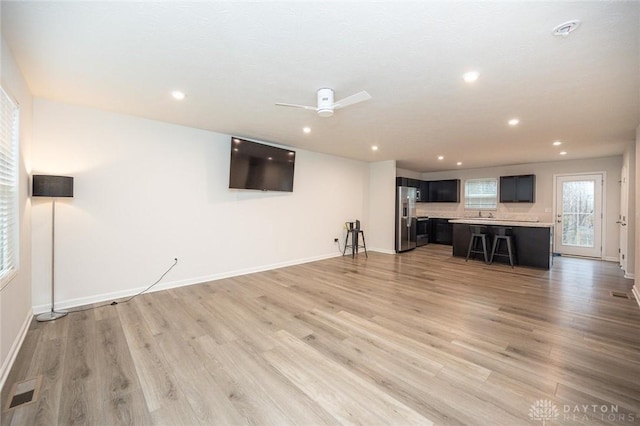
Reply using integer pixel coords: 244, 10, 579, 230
332, 91, 372, 109
275, 102, 317, 111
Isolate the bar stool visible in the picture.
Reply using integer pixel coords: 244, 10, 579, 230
343, 220, 368, 258
490, 227, 516, 268
466, 225, 490, 264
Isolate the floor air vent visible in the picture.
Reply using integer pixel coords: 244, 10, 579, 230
610, 291, 631, 299
3, 376, 41, 411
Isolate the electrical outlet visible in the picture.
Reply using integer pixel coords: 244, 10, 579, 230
334, 238, 339, 243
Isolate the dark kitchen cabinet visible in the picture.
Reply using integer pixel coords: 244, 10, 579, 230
428, 179, 460, 203
452, 223, 551, 269
500, 174, 535, 203
396, 177, 421, 188
408, 178, 421, 188
396, 178, 460, 203
396, 177, 409, 187
430, 218, 453, 245
418, 180, 430, 202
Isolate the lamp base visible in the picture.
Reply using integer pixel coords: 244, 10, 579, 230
36, 310, 68, 322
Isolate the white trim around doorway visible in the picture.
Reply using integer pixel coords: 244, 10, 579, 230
552, 171, 606, 260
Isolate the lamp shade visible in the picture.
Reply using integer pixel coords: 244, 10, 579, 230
32, 175, 74, 197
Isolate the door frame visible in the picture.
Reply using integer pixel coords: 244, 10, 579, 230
552, 171, 606, 259
619, 164, 628, 272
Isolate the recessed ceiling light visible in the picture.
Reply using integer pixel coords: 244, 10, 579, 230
508, 118, 520, 126
268, 157, 273, 160
457, 162, 462, 166
559, 151, 567, 156
171, 90, 186, 100
371, 145, 379, 151
303, 127, 311, 134
553, 140, 562, 146
553, 20, 581, 37
438, 156, 444, 160
463, 71, 479, 83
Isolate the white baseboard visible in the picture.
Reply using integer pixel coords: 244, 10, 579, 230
632, 285, 640, 309
604, 256, 619, 262
33, 252, 344, 314
624, 272, 635, 280
370, 247, 396, 255
0, 308, 33, 392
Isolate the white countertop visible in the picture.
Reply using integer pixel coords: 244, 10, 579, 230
449, 218, 554, 228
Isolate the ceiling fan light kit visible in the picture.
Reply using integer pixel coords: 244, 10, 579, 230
317, 88, 335, 117
276, 88, 371, 117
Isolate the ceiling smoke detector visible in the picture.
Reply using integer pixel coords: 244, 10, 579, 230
553, 20, 581, 37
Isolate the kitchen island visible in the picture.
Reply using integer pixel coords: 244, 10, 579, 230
450, 219, 554, 269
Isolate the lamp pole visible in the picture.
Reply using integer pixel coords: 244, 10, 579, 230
36, 197, 68, 321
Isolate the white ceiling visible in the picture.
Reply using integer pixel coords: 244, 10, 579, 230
2, 1, 639, 172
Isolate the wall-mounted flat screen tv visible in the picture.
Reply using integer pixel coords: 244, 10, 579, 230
229, 137, 296, 192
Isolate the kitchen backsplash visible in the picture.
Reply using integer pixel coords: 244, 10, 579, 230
416, 203, 552, 223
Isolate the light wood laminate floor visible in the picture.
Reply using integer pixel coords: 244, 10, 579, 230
3, 245, 640, 425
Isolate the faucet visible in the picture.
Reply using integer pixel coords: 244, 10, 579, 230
478, 211, 482, 218
488, 212, 494, 218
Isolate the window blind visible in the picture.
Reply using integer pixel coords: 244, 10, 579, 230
465, 178, 497, 209
0, 87, 19, 286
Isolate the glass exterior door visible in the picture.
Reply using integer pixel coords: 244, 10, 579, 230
554, 174, 603, 258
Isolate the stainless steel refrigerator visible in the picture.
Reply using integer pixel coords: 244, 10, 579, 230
396, 186, 417, 252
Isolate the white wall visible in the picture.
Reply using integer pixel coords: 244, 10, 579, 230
409, 157, 623, 261
31, 100, 370, 311
0, 37, 34, 389
368, 160, 396, 253
395, 167, 422, 180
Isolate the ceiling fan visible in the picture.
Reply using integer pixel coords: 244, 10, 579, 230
276, 88, 371, 117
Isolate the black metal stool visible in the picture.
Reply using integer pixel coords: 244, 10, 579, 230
490, 226, 516, 268
466, 225, 490, 264
343, 220, 368, 258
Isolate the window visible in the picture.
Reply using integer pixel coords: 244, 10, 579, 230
0, 87, 19, 287
465, 178, 497, 210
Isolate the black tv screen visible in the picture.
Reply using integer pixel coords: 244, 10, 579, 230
229, 137, 296, 192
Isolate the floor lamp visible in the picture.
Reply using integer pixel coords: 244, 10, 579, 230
32, 175, 74, 322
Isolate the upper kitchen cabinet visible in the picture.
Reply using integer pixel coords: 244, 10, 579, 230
396, 177, 460, 202
396, 177, 421, 188
419, 180, 430, 202
428, 179, 460, 203
396, 177, 408, 187
500, 174, 535, 203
